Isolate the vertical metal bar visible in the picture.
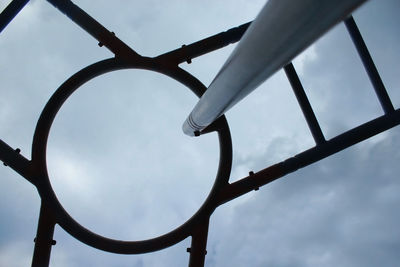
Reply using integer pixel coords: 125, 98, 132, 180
284, 63, 326, 145
344, 16, 395, 114
188, 219, 210, 267
31, 202, 56, 267
0, 0, 30, 33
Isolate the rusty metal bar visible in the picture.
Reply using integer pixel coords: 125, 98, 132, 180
46, 0, 141, 60
218, 108, 400, 204
0, 139, 34, 184
31, 202, 57, 267
344, 16, 395, 114
183, 0, 369, 136
0, 0, 30, 33
156, 22, 250, 66
284, 63, 326, 145
188, 219, 210, 267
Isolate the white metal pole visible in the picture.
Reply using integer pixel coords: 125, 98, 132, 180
183, 0, 368, 136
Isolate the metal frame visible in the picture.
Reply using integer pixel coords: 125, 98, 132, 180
0, 1, 398, 266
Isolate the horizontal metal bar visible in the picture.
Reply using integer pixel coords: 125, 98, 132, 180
344, 16, 395, 114
156, 22, 250, 65
0, 139, 34, 184
218, 108, 400, 204
0, 0, 30, 33
284, 63, 326, 145
46, 0, 140, 60
183, 0, 368, 136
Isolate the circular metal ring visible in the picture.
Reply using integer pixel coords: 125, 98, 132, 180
31, 57, 232, 254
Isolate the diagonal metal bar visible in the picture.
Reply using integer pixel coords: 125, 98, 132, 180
0, 0, 30, 33
156, 22, 250, 66
46, 0, 141, 60
183, 0, 368, 136
0, 139, 34, 184
284, 63, 326, 145
344, 16, 395, 114
217, 108, 400, 205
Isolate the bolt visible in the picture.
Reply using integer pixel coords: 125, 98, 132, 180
34, 237, 56, 245
4, 148, 21, 166
181, 44, 192, 64
98, 31, 115, 47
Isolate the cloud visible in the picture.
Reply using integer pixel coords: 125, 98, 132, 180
0, 241, 33, 267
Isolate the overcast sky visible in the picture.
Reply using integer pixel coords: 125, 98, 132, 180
0, 0, 399, 266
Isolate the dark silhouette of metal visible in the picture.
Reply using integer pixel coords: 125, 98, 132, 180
344, 16, 395, 114
30, 57, 233, 255
0, 1, 398, 266
284, 63, 327, 145
0, 0, 29, 32
31, 203, 56, 267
